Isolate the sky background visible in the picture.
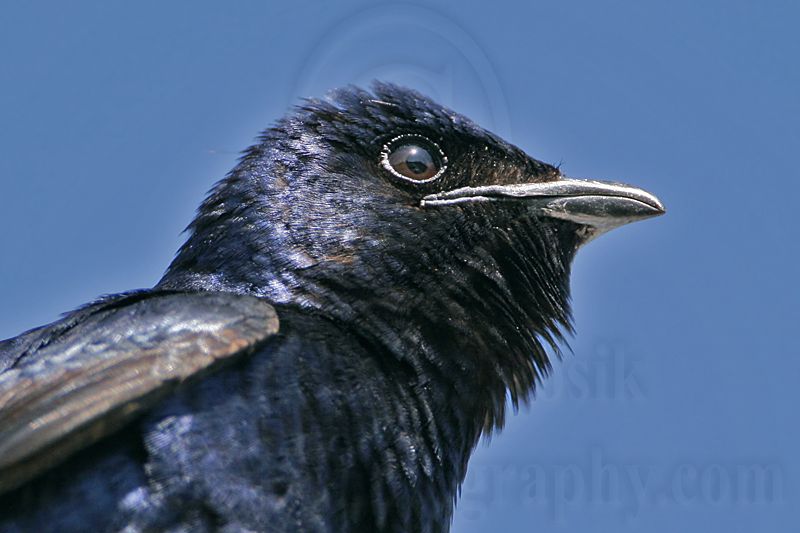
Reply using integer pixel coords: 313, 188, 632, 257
1, 1, 797, 531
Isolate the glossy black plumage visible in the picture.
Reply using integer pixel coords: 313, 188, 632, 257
0, 83, 662, 532
0, 291, 278, 495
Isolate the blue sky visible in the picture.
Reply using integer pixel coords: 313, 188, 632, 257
1, 1, 797, 531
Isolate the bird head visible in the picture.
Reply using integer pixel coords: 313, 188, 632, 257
160, 83, 663, 426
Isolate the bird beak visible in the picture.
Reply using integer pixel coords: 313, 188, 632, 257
420, 177, 665, 238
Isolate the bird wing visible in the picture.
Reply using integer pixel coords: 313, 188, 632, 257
0, 291, 279, 494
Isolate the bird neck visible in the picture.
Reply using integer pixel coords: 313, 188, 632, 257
159, 207, 577, 435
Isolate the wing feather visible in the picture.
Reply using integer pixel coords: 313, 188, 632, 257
0, 291, 278, 494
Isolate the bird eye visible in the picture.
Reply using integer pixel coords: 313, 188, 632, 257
381, 135, 446, 182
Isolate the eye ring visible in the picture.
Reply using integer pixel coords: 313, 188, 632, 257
380, 134, 447, 183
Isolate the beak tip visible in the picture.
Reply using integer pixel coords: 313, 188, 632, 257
643, 191, 666, 216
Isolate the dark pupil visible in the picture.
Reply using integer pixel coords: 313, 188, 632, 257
406, 157, 429, 175
389, 144, 437, 180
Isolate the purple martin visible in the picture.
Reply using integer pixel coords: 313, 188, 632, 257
0, 83, 664, 532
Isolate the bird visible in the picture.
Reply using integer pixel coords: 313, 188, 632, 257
0, 82, 664, 532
